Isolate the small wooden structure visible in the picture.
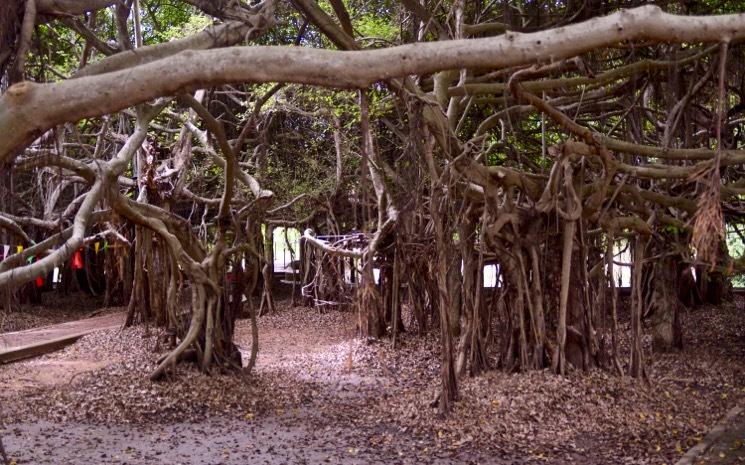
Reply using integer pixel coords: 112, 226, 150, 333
299, 232, 370, 309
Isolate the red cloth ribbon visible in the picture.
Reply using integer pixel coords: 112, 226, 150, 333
72, 250, 84, 270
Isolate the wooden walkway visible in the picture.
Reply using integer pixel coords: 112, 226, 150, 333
676, 404, 745, 465
0, 312, 125, 364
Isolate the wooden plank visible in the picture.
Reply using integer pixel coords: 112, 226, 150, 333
675, 404, 745, 465
0, 331, 89, 364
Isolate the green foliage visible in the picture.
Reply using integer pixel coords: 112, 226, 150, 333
355, 14, 398, 42
726, 226, 745, 287
135, 1, 203, 44
26, 23, 81, 80
153, 11, 211, 42
318, 0, 399, 43
485, 150, 507, 166
660, 224, 686, 235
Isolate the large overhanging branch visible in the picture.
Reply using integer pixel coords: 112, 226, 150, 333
72, 0, 276, 77
36, 0, 117, 17
2, 5, 745, 163
74, 21, 259, 78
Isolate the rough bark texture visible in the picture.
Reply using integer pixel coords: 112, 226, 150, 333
0, 0, 23, 80
650, 253, 684, 352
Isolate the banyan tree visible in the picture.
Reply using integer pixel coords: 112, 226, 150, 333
1, 0, 745, 412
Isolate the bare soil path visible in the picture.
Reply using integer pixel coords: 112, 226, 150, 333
1, 304, 495, 464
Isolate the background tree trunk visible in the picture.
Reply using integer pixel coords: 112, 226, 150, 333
650, 252, 684, 352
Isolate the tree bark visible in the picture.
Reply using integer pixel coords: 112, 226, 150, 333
553, 219, 575, 375
630, 236, 648, 378
650, 251, 684, 352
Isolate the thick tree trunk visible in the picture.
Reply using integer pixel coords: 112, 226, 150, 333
605, 233, 624, 375
553, 219, 575, 375
125, 228, 170, 326
455, 216, 478, 376
434, 226, 458, 412
259, 224, 275, 316
528, 245, 547, 368
0, 0, 23, 80
151, 245, 243, 380
697, 268, 728, 306
696, 240, 732, 305
358, 264, 385, 338
629, 236, 648, 378
651, 254, 684, 352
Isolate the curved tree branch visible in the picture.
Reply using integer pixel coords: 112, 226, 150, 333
3, 5, 745, 163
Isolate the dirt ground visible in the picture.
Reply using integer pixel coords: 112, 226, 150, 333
0, 295, 744, 464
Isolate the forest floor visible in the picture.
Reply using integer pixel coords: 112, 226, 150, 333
0, 293, 744, 464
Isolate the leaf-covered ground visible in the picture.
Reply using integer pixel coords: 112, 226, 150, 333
1, 295, 744, 464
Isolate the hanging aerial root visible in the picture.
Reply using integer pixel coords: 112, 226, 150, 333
691, 41, 728, 268
692, 186, 724, 266
552, 219, 576, 376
